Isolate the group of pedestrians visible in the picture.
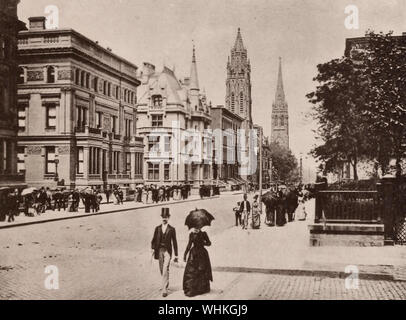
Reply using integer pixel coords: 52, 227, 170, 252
233, 193, 262, 230
133, 184, 191, 204
151, 208, 213, 298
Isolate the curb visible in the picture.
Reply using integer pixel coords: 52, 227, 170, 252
173, 264, 401, 282
0, 195, 221, 230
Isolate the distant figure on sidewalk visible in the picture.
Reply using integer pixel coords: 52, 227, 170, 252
151, 208, 178, 297
239, 194, 251, 230
183, 228, 213, 297
251, 195, 261, 229
233, 202, 242, 227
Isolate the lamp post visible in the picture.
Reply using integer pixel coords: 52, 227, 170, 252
259, 129, 263, 213
54, 158, 59, 182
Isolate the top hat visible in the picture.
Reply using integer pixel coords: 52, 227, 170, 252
161, 208, 170, 218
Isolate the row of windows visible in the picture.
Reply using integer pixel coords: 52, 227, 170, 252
273, 115, 287, 127
17, 147, 143, 177
148, 162, 170, 181
148, 136, 171, 153
18, 66, 56, 84
74, 68, 136, 105
18, 105, 134, 137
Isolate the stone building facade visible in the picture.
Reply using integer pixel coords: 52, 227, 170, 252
17, 17, 144, 189
271, 57, 289, 149
136, 48, 212, 186
210, 105, 244, 185
0, 0, 26, 188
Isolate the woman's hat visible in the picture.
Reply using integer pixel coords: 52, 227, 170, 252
161, 207, 170, 218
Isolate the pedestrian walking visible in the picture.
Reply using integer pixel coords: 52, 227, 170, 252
251, 195, 261, 229
150, 208, 178, 298
239, 194, 251, 230
233, 202, 242, 227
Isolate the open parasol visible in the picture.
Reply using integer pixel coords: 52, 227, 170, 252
185, 208, 215, 230
21, 187, 37, 196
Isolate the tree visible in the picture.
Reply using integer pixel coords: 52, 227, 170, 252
307, 57, 373, 180
269, 142, 300, 185
362, 31, 406, 177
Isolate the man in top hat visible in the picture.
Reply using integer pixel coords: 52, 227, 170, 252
151, 207, 178, 297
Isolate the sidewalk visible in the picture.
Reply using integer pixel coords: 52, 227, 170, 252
176, 199, 406, 282
0, 194, 222, 230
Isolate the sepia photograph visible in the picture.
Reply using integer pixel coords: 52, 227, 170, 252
0, 0, 405, 308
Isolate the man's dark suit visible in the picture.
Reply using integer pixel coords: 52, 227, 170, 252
151, 224, 178, 259
239, 200, 251, 213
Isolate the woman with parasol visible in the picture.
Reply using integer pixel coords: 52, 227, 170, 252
183, 208, 214, 297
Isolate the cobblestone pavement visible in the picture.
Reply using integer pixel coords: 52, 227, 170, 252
0, 194, 241, 299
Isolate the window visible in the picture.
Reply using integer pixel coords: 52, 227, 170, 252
77, 147, 84, 174
164, 136, 171, 152
126, 153, 131, 173
76, 106, 87, 129
112, 151, 120, 173
95, 111, 102, 128
231, 93, 235, 112
0, 85, 4, 112
45, 146, 56, 174
93, 77, 98, 92
115, 86, 120, 99
46, 104, 56, 129
148, 136, 160, 153
164, 163, 170, 181
152, 95, 162, 107
46, 66, 55, 83
135, 152, 143, 175
111, 115, 117, 133
17, 146, 25, 173
280, 116, 284, 126
148, 162, 159, 180
151, 114, 163, 127
75, 69, 80, 85
85, 73, 90, 88
107, 83, 111, 96
125, 119, 132, 138
80, 71, 85, 87
240, 92, 244, 114
1, 140, 9, 173
0, 38, 5, 59
18, 105, 26, 131
17, 67, 25, 84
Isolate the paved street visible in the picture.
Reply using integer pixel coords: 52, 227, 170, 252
0, 193, 405, 300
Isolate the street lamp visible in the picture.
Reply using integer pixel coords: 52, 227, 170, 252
54, 158, 59, 182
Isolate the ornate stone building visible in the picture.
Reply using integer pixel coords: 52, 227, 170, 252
136, 47, 212, 186
17, 17, 144, 189
271, 57, 289, 149
0, 0, 26, 188
225, 28, 255, 180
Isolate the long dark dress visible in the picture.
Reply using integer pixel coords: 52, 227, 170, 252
183, 231, 213, 297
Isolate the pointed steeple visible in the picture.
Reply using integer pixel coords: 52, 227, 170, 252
234, 27, 245, 51
190, 43, 199, 91
275, 57, 286, 103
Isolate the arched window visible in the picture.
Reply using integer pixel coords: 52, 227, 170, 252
231, 93, 235, 112
239, 92, 244, 114
47, 66, 55, 83
17, 67, 25, 84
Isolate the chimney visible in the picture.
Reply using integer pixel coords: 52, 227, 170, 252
28, 16, 46, 31
141, 62, 155, 84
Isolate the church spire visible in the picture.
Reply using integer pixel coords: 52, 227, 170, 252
275, 57, 285, 103
190, 43, 199, 91
234, 27, 245, 51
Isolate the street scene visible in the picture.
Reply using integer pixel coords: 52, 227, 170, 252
1, 0, 406, 301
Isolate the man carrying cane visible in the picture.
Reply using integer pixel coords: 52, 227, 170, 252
151, 208, 178, 297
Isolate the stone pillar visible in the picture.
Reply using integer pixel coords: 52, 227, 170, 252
83, 146, 89, 181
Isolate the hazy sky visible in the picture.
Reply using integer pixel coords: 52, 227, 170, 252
18, 0, 406, 180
